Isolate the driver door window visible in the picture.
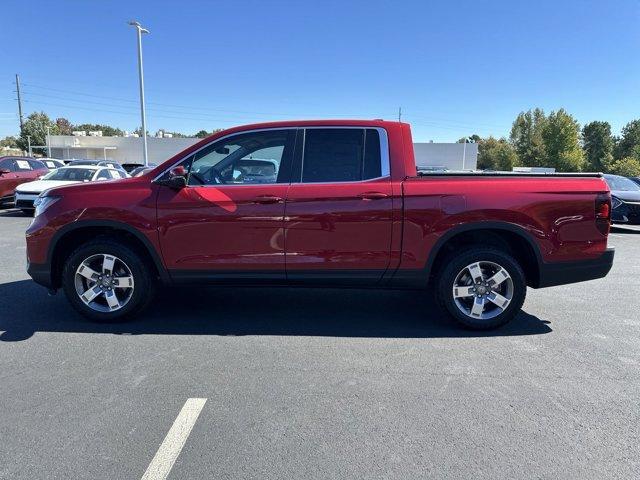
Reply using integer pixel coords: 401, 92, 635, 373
187, 129, 294, 186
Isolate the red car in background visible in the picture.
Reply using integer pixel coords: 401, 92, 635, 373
0, 156, 49, 207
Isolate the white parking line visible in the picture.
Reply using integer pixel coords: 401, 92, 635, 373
141, 398, 207, 480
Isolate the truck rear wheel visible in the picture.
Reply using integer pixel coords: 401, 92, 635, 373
61, 238, 156, 322
436, 247, 526, 330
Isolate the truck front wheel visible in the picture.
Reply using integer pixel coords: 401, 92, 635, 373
436, 247, 526, 330
61, 238, 156, 322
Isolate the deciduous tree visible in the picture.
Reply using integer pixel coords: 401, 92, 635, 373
541, 109, 584, 172
615, 119, 640, 160
509, 108, 547, 167
582, 121, 613, 172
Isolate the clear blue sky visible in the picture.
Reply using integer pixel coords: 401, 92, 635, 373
1, 0, 638, 141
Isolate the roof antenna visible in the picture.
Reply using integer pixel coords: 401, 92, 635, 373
398, 106, 402, 122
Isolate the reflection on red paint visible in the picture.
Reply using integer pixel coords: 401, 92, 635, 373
189, 188, 238, 213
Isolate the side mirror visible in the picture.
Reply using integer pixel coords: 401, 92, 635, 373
155, 165, 187, 190
0, 169, 10, 175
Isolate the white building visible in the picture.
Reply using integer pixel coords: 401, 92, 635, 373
413, 142, 478, 171
48, 135, 199, 165
47, 135, 478, 170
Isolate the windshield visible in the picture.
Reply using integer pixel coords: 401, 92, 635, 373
604, 175, 640, 192
42, 168, 96, 181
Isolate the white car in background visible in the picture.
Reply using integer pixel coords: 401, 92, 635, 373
15, 165, 129, 214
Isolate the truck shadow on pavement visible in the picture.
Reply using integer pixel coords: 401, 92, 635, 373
0, 280, 551, 342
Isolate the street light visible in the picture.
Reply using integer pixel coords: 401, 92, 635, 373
46, 125, 51, 157
128, 20, 150, 166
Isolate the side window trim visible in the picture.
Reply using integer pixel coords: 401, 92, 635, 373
292, 126, 390, 185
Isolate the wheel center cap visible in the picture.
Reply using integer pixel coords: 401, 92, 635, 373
477, 285, 488, 295
101, 278, 111, 287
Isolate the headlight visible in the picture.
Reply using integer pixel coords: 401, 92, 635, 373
33, 195, 60, 217
611, 196, 623, 209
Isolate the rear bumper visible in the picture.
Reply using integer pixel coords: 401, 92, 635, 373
536, 247, 615, 288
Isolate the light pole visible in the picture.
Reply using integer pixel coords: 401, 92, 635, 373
46, 125, 52, 157
128, 20, 150, 166
27, 135, 32, 156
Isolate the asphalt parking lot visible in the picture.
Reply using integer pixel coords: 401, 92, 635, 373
0, 208, 638, 480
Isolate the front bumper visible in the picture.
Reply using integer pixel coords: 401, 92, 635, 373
612, 201, 640, 225
536, 247, 615, 288
15, 192, 38, 210
27, 261, 54, 289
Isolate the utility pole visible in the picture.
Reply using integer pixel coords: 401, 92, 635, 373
128, 21, 150, 166
27, 135, 32, 156
15, 74, 24, 131
46, 126, 52, 157
462, 138, 467, 170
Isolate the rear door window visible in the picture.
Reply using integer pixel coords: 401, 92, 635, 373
14, 159, 33, 171
300, 128, 383, 183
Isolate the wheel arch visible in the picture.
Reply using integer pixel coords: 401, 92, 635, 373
48, 220, 169, 289
426, 222, 543, 288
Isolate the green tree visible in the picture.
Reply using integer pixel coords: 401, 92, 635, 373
615, 119, 640, 160
458, 134, 481, 144
541, 109, 584, 172
55, 117, 73, 135
478, 137, 518, 171
0, 136, 18, 148
194, 130, 210, 138
510, 108, 547, 167
582, 121, 613, 172
606, 157, 640, 177
16, 112, 58, 152
75, 123, 124, 137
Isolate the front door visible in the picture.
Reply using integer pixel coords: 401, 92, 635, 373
285, 127, 394, 285
156, 128, 296, 282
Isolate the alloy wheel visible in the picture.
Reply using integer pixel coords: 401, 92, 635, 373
74, 254, 135, 312
452, 261, 514, 320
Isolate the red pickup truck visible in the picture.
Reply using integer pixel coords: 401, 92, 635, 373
26, 120, 614, 329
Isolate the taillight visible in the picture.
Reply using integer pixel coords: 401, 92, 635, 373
595, 193, 611, 236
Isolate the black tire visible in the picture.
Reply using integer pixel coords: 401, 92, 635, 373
62, 237, 156, 322
436, 247, 526, 330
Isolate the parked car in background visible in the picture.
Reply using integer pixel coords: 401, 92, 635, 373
67, 159, 127, 173
15, 165, 129, 213
0, 156, 49, 207
122, 163, 146, 173
25, 120, 614, 330
39, 158, 66, 170
629, 177, 640, 187
129, 164, 158, 177
603, 174, 640, 225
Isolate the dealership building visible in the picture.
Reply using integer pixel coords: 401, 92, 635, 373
47, 134, 478, 170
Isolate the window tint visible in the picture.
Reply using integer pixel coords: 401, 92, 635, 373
300, 128, 383, 183
0, 158, 15, 171
187, 129, 294, 186
96, 170, 111, 180
302, 129, 363, 183
363, 129, 382, 179
28, 159, 46, 170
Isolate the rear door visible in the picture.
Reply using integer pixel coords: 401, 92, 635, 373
285, 127, 393, 285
